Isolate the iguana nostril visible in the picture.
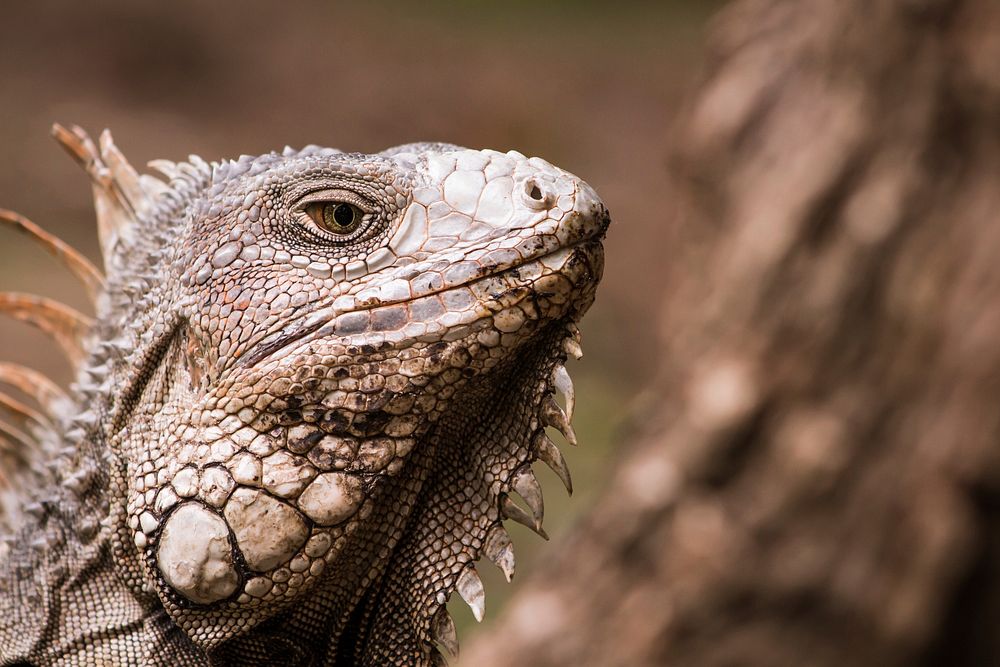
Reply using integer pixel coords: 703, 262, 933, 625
521, 178, 554, 210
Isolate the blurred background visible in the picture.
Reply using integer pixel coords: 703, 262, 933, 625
0, 0, 721, 646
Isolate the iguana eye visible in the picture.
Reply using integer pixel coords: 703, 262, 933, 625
305, 202, 363, 235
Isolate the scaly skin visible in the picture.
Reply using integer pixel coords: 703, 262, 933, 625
0, 131, 608, 666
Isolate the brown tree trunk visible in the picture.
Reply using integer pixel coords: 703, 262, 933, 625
464, 0, 1000, 665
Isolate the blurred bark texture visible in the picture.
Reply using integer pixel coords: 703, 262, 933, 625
464, 0, 1000, 665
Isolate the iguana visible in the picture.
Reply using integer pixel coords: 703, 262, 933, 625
0, 125, 608, 666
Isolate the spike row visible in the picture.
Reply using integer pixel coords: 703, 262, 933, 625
52, 123, 177, 269
528, 360, 577, 495
435, 326, 587, 652
480, 347, 582, 591
449, 439, 573, 629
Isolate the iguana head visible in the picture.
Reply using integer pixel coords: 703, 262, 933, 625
61, 132, 606, 663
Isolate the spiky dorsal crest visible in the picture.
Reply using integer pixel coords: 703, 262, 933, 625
0, 125, 179, 526
51, 124, 168, 272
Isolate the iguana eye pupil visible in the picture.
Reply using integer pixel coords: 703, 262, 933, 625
324, 203, 357, 231
303, 201, 364, 236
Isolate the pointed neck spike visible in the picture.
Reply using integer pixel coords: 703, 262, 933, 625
511, 466, 544, 527
483, 525, 516, 583
552, 363, 575, 421
455, 566, 486, 623
501, 494, 549, 540
535, 434, 573, 495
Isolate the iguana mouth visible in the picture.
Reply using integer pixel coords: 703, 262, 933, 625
229, 232, 603, 379
234, 233, 605, 375
319, 236, 603, 344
